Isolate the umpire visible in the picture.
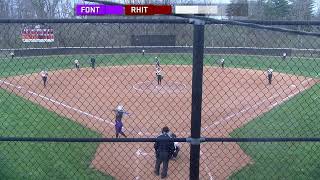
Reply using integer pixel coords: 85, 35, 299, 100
154, 126, 175, 179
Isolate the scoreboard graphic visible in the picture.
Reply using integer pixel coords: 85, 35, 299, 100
21, 25, 54, 43
75, 4, 219, 16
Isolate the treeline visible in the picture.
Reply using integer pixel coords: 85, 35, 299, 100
0, 0, 320, 50
1, 23, 319, 49
1, 0, 319, 20
0, 0, 74, 19
227, 0, 318, 20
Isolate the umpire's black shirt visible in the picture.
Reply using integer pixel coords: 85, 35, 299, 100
154, 133, 175, 155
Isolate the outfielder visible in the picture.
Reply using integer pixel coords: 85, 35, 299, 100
40, 70, 48, 87
267, 67, 273, 85
90, 58, 96, 69
142, 49, 145, 56
10, 52, 14, 59
220, 58, 225, 68
113, 105, 129, 138
282, 52, 287, 60
74, 59, 80, 70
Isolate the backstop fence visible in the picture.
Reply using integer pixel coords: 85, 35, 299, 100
0, 18, 319, 180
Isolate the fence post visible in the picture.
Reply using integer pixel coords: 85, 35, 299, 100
190, 19, 205, 180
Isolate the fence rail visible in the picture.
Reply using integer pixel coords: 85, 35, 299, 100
0, 18, 319, 180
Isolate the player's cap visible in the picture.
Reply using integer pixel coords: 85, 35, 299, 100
116, 105, 124, 111
155, 57, 158, 59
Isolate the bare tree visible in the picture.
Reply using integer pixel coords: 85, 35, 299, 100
29, 0, 61, 18
290, 0, 314, 20
56, 0, 73, 18
0, 0, 10, 18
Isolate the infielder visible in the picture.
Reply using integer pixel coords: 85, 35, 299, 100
113, 105, 129, 138
156, 67, 163, 86
40, 70, 48, 87
74, 59, 80, 70
267, 67, 273, 85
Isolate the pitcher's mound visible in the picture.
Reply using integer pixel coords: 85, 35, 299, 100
133, 81, 187, 94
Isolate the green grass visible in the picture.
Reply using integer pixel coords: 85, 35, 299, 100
0, 89, 111, 179
0, 54, 319, 78
0, 53, 319, 179
230, 84, 320, 180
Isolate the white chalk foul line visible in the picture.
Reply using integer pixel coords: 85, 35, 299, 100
268, 80, 312, 109
0, 80, 157, 136
135, 149, 141, 180
200, 150, 214, 180
203, 94, 279, 131
135, 148, 152, 180
0, 80, 115, 126
0, 80, 159, 180
203, 77, 314, 131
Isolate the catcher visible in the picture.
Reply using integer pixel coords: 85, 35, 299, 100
168, 131, 180, 159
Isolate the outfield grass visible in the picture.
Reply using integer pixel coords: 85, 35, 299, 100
0, 54, 319, 78
230, 84, 320, 179
0, 89, 111, 179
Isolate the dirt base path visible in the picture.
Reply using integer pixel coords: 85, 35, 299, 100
1, 65, 318, 179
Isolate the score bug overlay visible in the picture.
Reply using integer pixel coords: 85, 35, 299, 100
75, 4, 172, 16
76, 5, 124, 15
75, 4, 220, 16
125, 5, 172, 15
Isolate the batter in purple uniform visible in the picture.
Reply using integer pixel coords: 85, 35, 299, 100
113, 105, 129, 138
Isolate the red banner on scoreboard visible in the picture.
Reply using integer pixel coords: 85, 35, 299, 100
21, 25, 54, 43
125, 5, 172, 15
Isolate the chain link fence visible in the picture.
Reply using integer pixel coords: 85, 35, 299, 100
0, 18, 319, 179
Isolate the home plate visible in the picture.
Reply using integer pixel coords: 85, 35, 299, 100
290, 85, 296, 88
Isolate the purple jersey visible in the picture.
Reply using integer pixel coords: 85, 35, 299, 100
115, 119, 123, 133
